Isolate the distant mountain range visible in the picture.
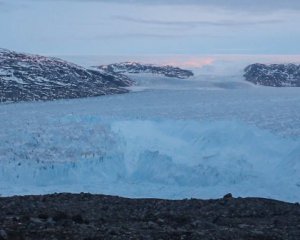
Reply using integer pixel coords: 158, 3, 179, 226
2, 48, 300, 105
96, 62, 194, 79
244, 63, 300, 87
0, 49, 133, 103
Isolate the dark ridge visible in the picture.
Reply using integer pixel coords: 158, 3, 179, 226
0, 193, 299, 240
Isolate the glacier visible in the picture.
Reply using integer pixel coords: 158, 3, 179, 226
0, 71, 300, 202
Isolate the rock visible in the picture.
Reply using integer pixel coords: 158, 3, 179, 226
72, 214, 85, 224
223, 193, 233, 200
244, 63, 300, 87
0, 48, 133, 103
38, 213, 49, 220
53, 212, 69, 221
147, 221, 158, 229
0, 230, 7, 240
0, 193, 299, 239
30, 217, 44, 224
96, 62, 194, 79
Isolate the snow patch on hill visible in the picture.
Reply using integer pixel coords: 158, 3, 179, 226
97, 62, 194, 79
244, 63, 300, 87
0, 49, 133, 102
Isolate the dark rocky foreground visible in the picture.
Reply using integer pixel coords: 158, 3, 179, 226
0, 193, 299, 240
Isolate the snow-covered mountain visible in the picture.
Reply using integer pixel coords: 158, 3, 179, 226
0, 49, 133, 103
244, 63, 300, 87
97, 62, 194, 79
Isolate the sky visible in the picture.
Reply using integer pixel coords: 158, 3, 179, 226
0, 0, 300, 58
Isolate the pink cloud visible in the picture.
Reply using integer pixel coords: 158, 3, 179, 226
161, 57, 215, 68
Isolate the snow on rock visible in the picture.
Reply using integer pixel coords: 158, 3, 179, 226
0, 48, 133, 103
96, 62, 194, 79
244, 63, 300, 87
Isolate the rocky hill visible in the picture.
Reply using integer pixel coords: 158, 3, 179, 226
0, 193, 299, 240
244, 63, 300, 87
0, 49, 133, 103
97, 62, 194, 79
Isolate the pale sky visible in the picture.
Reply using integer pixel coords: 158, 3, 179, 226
0, 0, 300, 56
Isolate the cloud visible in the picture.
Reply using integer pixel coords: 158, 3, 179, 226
164, 57, 215, 68
1, 0, 300, 55
0, 1, 10, 10
116, 16, 283, 28
91, 32, 220, 40
41, 0, 300, 11
0, 1, 30, 12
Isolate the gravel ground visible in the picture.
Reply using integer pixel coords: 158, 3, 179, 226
0, 193, 299, 240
